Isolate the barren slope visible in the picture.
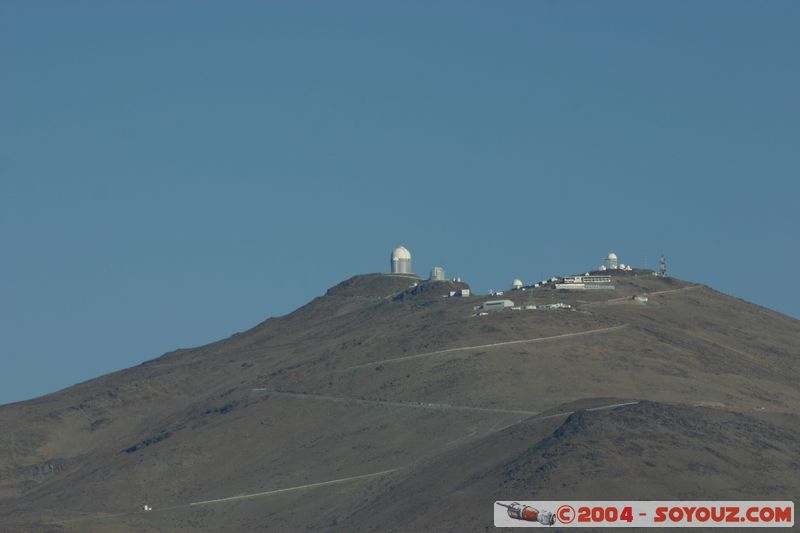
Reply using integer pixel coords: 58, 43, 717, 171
1, 270, 798, 532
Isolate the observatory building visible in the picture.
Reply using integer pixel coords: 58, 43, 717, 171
599, 252, 633, 271
556, 275, 615, 290
390, 246, 413, 274
430, 266, 446, 281
602, 252, 619, 270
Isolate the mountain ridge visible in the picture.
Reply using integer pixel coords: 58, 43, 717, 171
1, 270, 798, 531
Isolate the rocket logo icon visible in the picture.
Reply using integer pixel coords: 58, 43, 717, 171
496, 502, 556, 525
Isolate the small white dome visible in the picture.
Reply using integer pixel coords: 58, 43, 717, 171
607, 252, 618, 260
512, 279, 523, 288
619, 263, 626, 269
391, 246, 411, 261
598, 265, 607, 271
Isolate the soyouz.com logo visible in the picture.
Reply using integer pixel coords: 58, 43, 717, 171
494, 501, 794, 527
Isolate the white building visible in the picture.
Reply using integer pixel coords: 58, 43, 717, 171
390, 246, 412, 274
556, 275, 615, 290
430, 266, 445, 281
476, 299, 514, 312
602, 252, 619, 270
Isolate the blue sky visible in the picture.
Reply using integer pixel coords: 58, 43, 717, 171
1, 1, 798, 405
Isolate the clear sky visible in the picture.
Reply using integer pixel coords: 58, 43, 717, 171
1, 2, 798, 405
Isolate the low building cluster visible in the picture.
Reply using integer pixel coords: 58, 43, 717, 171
555, 275, 615, 290
472, 300, 572, 315
387, 246, 664, 314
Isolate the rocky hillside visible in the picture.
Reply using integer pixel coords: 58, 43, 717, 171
1, 270, 798, 532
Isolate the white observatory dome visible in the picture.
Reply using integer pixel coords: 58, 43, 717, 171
512, 279, 523, 289
390, 245, 413, 274
391, 246, 411, 261
603, 251, 619, 270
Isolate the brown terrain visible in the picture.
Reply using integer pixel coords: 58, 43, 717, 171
0, 269, 798, 532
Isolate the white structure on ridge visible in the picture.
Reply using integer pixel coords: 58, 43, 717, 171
512, 279, 523, 290
475, 299, 514, 312
390, 246, 412, 274
430, 266, 445, 281
602, 252, 619, 270
556, 275, 615, 290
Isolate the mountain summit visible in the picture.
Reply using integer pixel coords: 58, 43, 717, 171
1, 271, 798, 531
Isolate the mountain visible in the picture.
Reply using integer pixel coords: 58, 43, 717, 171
1, 270, 798, 532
